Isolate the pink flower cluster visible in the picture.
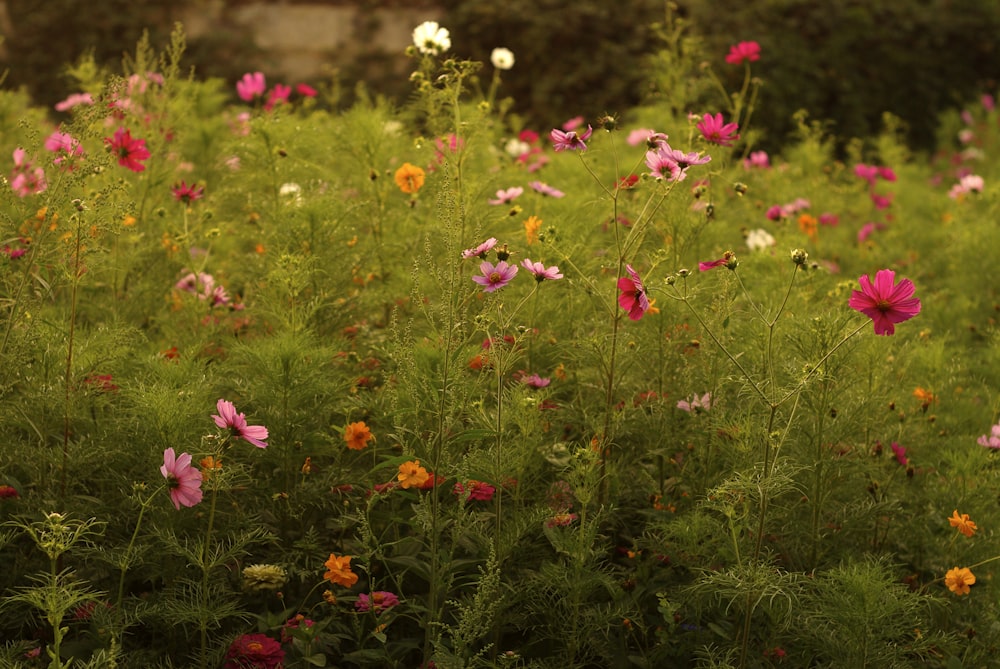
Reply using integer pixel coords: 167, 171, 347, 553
236, 71, 317, 110
9, 148, 46, 197
175, 271, 233, 308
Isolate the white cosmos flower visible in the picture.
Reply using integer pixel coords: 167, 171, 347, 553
745, 228, 776, 251
412, 21, 451, 55
491, 47, 515, 70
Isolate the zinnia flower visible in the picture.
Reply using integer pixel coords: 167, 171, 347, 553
212, 399, 269, 448
324, 553, 359, 587
242, 564, 287, 592
949, 510, 978, 537
617, 264, 649, 321
160, 448, 203, 510
945, 567, 976, 596
236, 72, 266, 101
412, 20, 451, 55
224, 633, 284, 669
356, 591, 400, 613
550, 125, 593, 152
848, 269, 921, 335
453, 480, 496, 501
397, 460, 430, 489
105, 128, 150, 172
394, 162, 426, 194
725, 41, 761, 65
472, 260, 518, 292
520, 259, 563, 282
697, 113, 740, 147
490, 47, 515, 70
344, 421, 374, 451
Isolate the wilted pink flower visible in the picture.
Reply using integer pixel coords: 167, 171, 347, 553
355, 591, 400, 614
550, 125, 593, 152
453, 480, 496, 501
743, 150, 770, 169
488, 187, 523, 205
520, 259, 563, 282
172, 181, 204, 204
697, 113, 740, 147
977, 423, 1000, 449
213, 399, 269, 448
848, 269, 921, 335
529, 180, 565, 198
10, 148, 47, 197
472, 260, 518, 292
698, 251, 736, 272
54, 92, 94, 112
105, 128, 150, 172
725, 41, 761, 65
160, 448, 203, 510
236, 72, 267, 102
677, 392, 712, 413
617, 264, 649, 321
462, 237, 498, 259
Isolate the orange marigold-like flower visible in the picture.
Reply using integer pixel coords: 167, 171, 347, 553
797, 213, 818, 242
394, 162, 425, 194
948, 510, 978, 537
323, 553, 359, 588
397, 460, 430, 489
524, 215, 542, 245
945, 566, 976, 595
344, 421, 374, 451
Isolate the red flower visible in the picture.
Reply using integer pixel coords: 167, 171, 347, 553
617, 264, 649, 321
105, 128, 150, 172
224, 633, 284, 669
725, 41, 761, 65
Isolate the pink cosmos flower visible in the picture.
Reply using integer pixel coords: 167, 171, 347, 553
857, 222, 883, 243
819, 212, 839, 227
765, 205, 786, 221
743, 150, 770, 169
725, 41, 761, 65
550, 125, 593, 152
871, 192, 893, 210
462, 237, 498, 259
948, 174, 984, 199
236, 72, 267, 102
698, 251, 736, 272
645, 144, 711, 181
264, 83, 292, 110
54, 92, 94, 112
453, 480, 496, 501
983, 94, 995, 112
627, 128, 669, 148
355, 591, 400, 614
488, 187, 523, 205
529, 181, 565, 198
172, 181, 204, 204
677, 392, 712, 413
848, 269, 921, 335
890, 442, 908, 466
977, 423, 1000, 449
105, 128, 150, 172
854, 163, 880, 187
472, 260, 518, 292
697, 113, 740, 147
520, 259, 563, 281
617, 264, 649, 321
44, 131, 85, 169
518, 371, 551, 388
296, 83, 318, 97
160, 447, 203, 510
213, 398, 269, 448
10, 148, 47, 197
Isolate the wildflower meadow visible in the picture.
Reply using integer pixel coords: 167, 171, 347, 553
3, 13, 1000, 669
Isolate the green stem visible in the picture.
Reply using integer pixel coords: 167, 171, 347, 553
199, 484, 219, 669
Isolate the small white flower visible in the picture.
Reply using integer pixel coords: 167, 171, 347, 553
745, 228, 776, 251
279, 182, 303, 207
504, 137, 530, 158
412, 21, 451, 56
490, 47, 515, 70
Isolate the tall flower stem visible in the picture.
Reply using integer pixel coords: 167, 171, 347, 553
60, 212, 85, 501
198, 482, 220, 669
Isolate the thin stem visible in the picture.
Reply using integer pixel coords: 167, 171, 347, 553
199, 484, 219, 669
61, 215, 85, 501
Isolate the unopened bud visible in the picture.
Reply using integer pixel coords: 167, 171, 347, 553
790, 248, 809, 266
733, 182, 748, 196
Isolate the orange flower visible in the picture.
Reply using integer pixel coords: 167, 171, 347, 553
524, 215, 542, 245
913, 387, 936, 410
797, 213, 818, 242
344, 421, 374, 451
948, 510, 978, 537
397, 460, 430, 489
323, 553, 359, 588
199, 456, 222, 480
394, 162, 425, 194
945, 566, 976, 595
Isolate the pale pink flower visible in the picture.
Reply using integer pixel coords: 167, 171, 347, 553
488, 187, 523, 205
520, 259, 563, 281
462, 237, 498, 259
160, 448, 203, 510
54, 92, 94, 112
213, 399, 269, 448
472, 260, 518, 292
550, 125, 593, 152
977, 423, 1000, 449
677, 392, 712, 413
743, 150, 770, 169
10, 148, 47, 197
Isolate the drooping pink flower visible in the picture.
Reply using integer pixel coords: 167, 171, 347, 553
677, 392, 712, 413
462, 237, 498, 259
977, 423, 1000, 449
697, 113, 740, 147
160, 447, 203, 510
698, 251, 736, 272
488, 187, 523, 205
172, 181, 204, 204
848, 269, 921, 335
520, 259, 563, 282
213, 399, 269, 448
627, 128, 669, 148
224, 633, 284, 669
9, 148, 47, 197
472, 260, 518, 292
550, 125, 593, 152
236, 72, 267, 102
105, 128, 150, 172
355, 591, 400, 614
529, 180, 565, 198
725, 41, 761, 65
617, 264, 649, 321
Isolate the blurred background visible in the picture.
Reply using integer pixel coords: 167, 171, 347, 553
1, 0, 998, 154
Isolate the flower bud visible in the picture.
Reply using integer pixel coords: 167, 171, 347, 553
733, 182, 748, 196
790, 248, 809, 266
677, 268, 690, 277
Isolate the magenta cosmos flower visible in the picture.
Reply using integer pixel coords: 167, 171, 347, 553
355, 591, 401, 614
172, 181, 204, 204
529, 180, 565, 198
645, 144, 711, 181
472, 260, 518, 292
550, 125, 593, 151
617, 264, 649, 321
236, 71, 266, 102
697, 113, 740, 147
213, 399, 269, 448
520, 259, 563, 282
160, 448, 203, 510
488, 187, 523, 205
725, 41, 761, 65
105, 128, 150, 172
462, 237, 498, 259
848, 269, 921, 335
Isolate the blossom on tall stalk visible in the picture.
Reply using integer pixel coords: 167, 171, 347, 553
529, 180, 564, 198
224, 633, 284, 669
171, 181, 204, 204
617, 264, 649, 321
472, 260, 518, 292
412, 20, 451, 55
236, 71, 266, 101
698, 251, 737, 272
160, 448, 203, 510
550, 125, 593, 152
520, 259, 563, 282
848, 269, 921, 335
645, 144, 711, 181
44, 131, 85, 168
490, 47, 515, 70
9, 148, 47, 197
212, 399, 269, 448
725, 40, 761, 65
105, 128, 150, 172
697, 113, 740, 147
